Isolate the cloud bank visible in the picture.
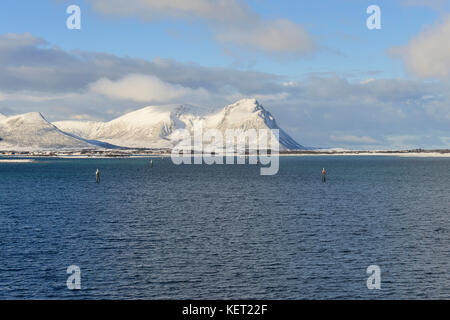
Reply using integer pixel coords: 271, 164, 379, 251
89, 74, 210, 103
0, 33, 449, 149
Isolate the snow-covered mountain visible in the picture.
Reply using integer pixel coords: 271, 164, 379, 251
54, 99, 305, 150
203, 99, 304, 150
0, 99, 304, 151
0, 112, 99, 150
54, 104, 196, 149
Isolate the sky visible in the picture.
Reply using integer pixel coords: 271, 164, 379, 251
0, 0, 449, 149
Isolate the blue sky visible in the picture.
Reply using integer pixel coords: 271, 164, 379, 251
0, 0, 449, 149
0, 0, 441, 77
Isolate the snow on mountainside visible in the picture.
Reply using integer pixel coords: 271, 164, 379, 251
204, 99, 304, 150
54, 105, 201, 148
0, 112, 98, 150
54, 99, 305, 150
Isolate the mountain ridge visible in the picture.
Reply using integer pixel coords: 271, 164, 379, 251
1, 99, 305, 151
55, 99, 305, 150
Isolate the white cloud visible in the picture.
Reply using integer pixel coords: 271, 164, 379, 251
0, 91, 76, 103
88, 0, 316, 55
90, 0, 251, 24
89, 74, 210, 103
283, 81, 297, 87
440, 136, 450, 145
385, 135, 424, 149
0, 32, 44, 48
360, 78, 376, 85
330, 134, 379, 144
216, 19, 316, 55
390, 14, 450, 78
70, 114, 94, 120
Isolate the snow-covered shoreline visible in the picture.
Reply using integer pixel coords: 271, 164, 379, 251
1, 151, 449, 159
0, 159, 36, 163
279, 152, 450, 158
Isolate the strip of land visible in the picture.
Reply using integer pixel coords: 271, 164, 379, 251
0, 149, 449, 158
0, 159, 36, 163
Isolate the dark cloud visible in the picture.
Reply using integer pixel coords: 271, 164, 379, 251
0, 33, 281, 95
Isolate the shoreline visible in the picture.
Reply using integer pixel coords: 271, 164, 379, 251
0, 159, 37, 163
279, 151, 450, 158
0, 149, 449, 159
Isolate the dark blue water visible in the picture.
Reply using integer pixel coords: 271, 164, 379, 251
0, 156, 449, 299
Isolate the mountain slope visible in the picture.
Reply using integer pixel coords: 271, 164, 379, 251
203, 99, 304, 150
55, 105, 199, 148
54, 99, 305, 150
0, 112, 98, 150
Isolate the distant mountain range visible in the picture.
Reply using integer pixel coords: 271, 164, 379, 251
0, 99, 305, 151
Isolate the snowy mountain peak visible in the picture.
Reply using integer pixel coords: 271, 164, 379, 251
210, 98, 276, 131
10, 111, 44, 120
111, 105, 173, 127
222, 99, 276, 125
3, 112, 51, 128
225, 98, 262, 113
0, 112, 97, 150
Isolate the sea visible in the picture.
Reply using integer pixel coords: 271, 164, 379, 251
0, 156, 449, 299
